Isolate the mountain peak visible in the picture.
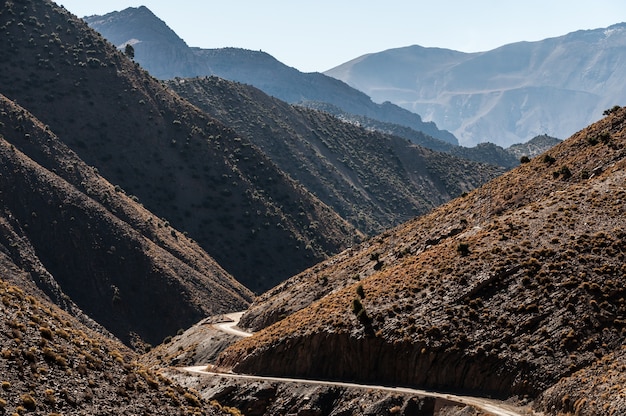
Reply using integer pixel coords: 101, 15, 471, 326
85, 5, 189, 49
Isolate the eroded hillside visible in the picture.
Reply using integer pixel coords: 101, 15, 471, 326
0, 277, 230, 415
217, 107, 626, 408
0, 93, 253, 346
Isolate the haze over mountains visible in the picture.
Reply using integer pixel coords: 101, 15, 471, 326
326, 23, 626, 147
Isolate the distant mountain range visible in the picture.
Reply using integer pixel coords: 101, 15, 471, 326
326, 23, 626, 147
83, 6, 458, 146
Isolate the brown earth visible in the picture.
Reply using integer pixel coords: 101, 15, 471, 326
216, 106, 626, 408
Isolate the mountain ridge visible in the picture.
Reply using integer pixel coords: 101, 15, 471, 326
167, 75, 504, 235
83, 6, 459, 146
325, 23, 626, 147
215, 106, 626, 413
0, 0, 359, 294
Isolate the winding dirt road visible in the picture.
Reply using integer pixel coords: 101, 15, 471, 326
182, 312, 535, 416
214, 312, 252, 338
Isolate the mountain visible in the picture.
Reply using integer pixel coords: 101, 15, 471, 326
215, 106, 626, 414
325, 24, 626, 147
0, 0, 359, 295
0, 89, 253, 348
167, 76, 504, 235
83, 6, 459, 146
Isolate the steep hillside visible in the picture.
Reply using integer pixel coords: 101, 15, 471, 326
326, 24, 626, 147
167, 76, 503, 235
83, 6, 459, 145
0, 276, 228, 415
0, 93, 253, 346
0, 0, 359, 294
217, 106, 626, 408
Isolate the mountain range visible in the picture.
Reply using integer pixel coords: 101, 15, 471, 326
326, 23, 626, 147
1, 1, 625, 415
83, 6, 459, 146
167, 76, 502, 235
84, 6, 565, 168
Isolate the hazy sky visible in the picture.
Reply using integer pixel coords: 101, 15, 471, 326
55, 1, 626, 73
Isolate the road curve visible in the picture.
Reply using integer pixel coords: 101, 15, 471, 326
214, 312, 252, 338
185, 312, 534, 416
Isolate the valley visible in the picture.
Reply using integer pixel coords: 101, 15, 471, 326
0, 1, 623, 415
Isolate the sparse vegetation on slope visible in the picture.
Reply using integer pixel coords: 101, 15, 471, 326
0, 93, 252, 346
84, 6, 460, 145
218, 107, 626, 404
0, 0, 359, 293
0, 277, 227, 415
168, 76, 503, 235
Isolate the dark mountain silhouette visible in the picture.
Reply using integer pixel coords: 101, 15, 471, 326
326, 24, 626, 147
0, 0, 359, 295
83, 6, 459, 146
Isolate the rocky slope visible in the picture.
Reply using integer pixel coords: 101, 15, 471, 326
83, 6, 459, 145
0, 0, 359, 294
217, 106, 626, 407
0, 275, 230, 415
326, 24, 626, 147
0, 92, 252, 346
168, 76, 503, 235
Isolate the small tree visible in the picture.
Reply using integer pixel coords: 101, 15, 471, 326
124, 43, 135, 60
457, 242, 470, 256
356, 284, 365, 299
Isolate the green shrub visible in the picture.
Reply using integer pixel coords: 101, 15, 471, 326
457, 242, 470, 256
356, 284, 365, 299
602, 105, 621, 116
21, 393, 36, 410
542, 154, 556, 165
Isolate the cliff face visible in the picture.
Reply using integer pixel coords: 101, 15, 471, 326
217, 107, 626, 402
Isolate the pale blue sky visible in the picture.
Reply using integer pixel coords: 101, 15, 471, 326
55, 0, 626, 73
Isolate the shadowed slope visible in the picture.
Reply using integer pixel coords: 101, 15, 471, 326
0, 0, 359, 293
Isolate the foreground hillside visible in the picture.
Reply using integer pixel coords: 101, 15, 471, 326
168, 76, 503, 235
326, 24, 626, 147
0, 0, 359, 293
0, 276, 230, 415
217, 106, 625, 412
